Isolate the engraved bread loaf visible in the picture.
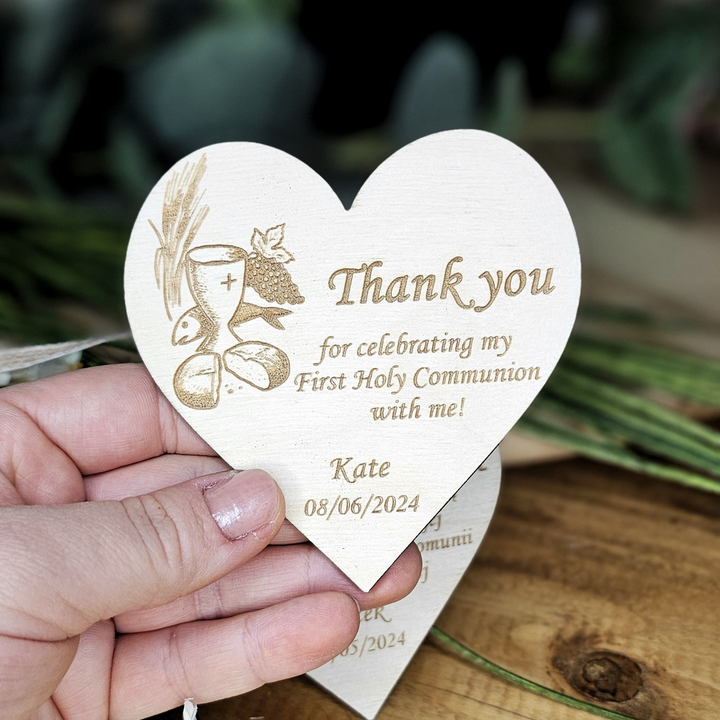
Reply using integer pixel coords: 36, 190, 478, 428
223, 342, 290, 391
173, 352, 221, 409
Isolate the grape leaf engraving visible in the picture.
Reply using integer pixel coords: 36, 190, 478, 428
250, 223, 294, 264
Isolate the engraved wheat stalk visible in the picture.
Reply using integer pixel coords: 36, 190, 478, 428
149, 154, 209, 320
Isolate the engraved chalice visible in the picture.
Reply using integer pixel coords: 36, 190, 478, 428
186, 244, 248, 352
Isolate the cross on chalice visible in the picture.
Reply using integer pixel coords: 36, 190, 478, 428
171, 244, 292, 409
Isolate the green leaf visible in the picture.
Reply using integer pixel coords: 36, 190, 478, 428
130, 21, 321, 154
391, 32, 479, 148
598, 10, 720, 211
486, 57, 527, 141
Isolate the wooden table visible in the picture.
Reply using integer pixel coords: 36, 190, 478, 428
155, 457, 720, 720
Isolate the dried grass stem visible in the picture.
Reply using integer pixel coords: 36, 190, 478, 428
150, 154, 209, 320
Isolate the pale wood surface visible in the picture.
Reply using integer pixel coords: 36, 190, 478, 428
155, 457, 720, 720
125, 132, 580, 590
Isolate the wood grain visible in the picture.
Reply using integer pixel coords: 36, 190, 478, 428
155, 457, 720, 720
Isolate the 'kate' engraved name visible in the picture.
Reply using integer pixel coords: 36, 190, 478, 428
328, 257, 555, 312
331, 457, 391, 481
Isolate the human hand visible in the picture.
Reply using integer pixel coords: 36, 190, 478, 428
0, 364, 421, 719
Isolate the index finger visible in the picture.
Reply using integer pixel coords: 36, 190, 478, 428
0, 364, 214, 475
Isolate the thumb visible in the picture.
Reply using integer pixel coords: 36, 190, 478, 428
0, 469, 284, 641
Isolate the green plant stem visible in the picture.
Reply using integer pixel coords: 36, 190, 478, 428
559, 362, 720, 450
518, 415, 720, 494
535, 395, 720, 479
570, 335, 720, 378
531, 393, 714, 472
547, 368, 720, 459
564, 340, 720, 406
429, 627, 636, 720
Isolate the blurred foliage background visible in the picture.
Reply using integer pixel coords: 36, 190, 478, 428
1, 0, 719, 344
3, 0, 720, 492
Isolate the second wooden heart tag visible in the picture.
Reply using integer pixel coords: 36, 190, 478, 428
308, 450, 502, 718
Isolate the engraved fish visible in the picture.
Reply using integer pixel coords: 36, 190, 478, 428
231, 302, 293, 331
172, 308, 210, 345
172, 303, 293, 347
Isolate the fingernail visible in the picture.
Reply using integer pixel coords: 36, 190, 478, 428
203, 469, 282, 540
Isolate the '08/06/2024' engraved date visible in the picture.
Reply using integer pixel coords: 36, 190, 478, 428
304, 494, 420, 519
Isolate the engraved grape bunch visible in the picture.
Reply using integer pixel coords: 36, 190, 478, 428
246, 254, 304, 305
245, 223, 304, 305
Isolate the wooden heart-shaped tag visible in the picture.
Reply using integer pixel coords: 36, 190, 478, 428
125, 130, 579, 590
308, 449, 501, 719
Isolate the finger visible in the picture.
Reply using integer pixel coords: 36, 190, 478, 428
86, 454, 306, 544
0, 364, 213, 476
0, 469, 283, 641
53, 620, 114, 720
0, 633, 77, 720
0, 397, 87, 506
85, 454, 231, 501
272, 520, 307, 544
116, 542, 421, 633
31, 700, 64, 720
110, 592, 359, 719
